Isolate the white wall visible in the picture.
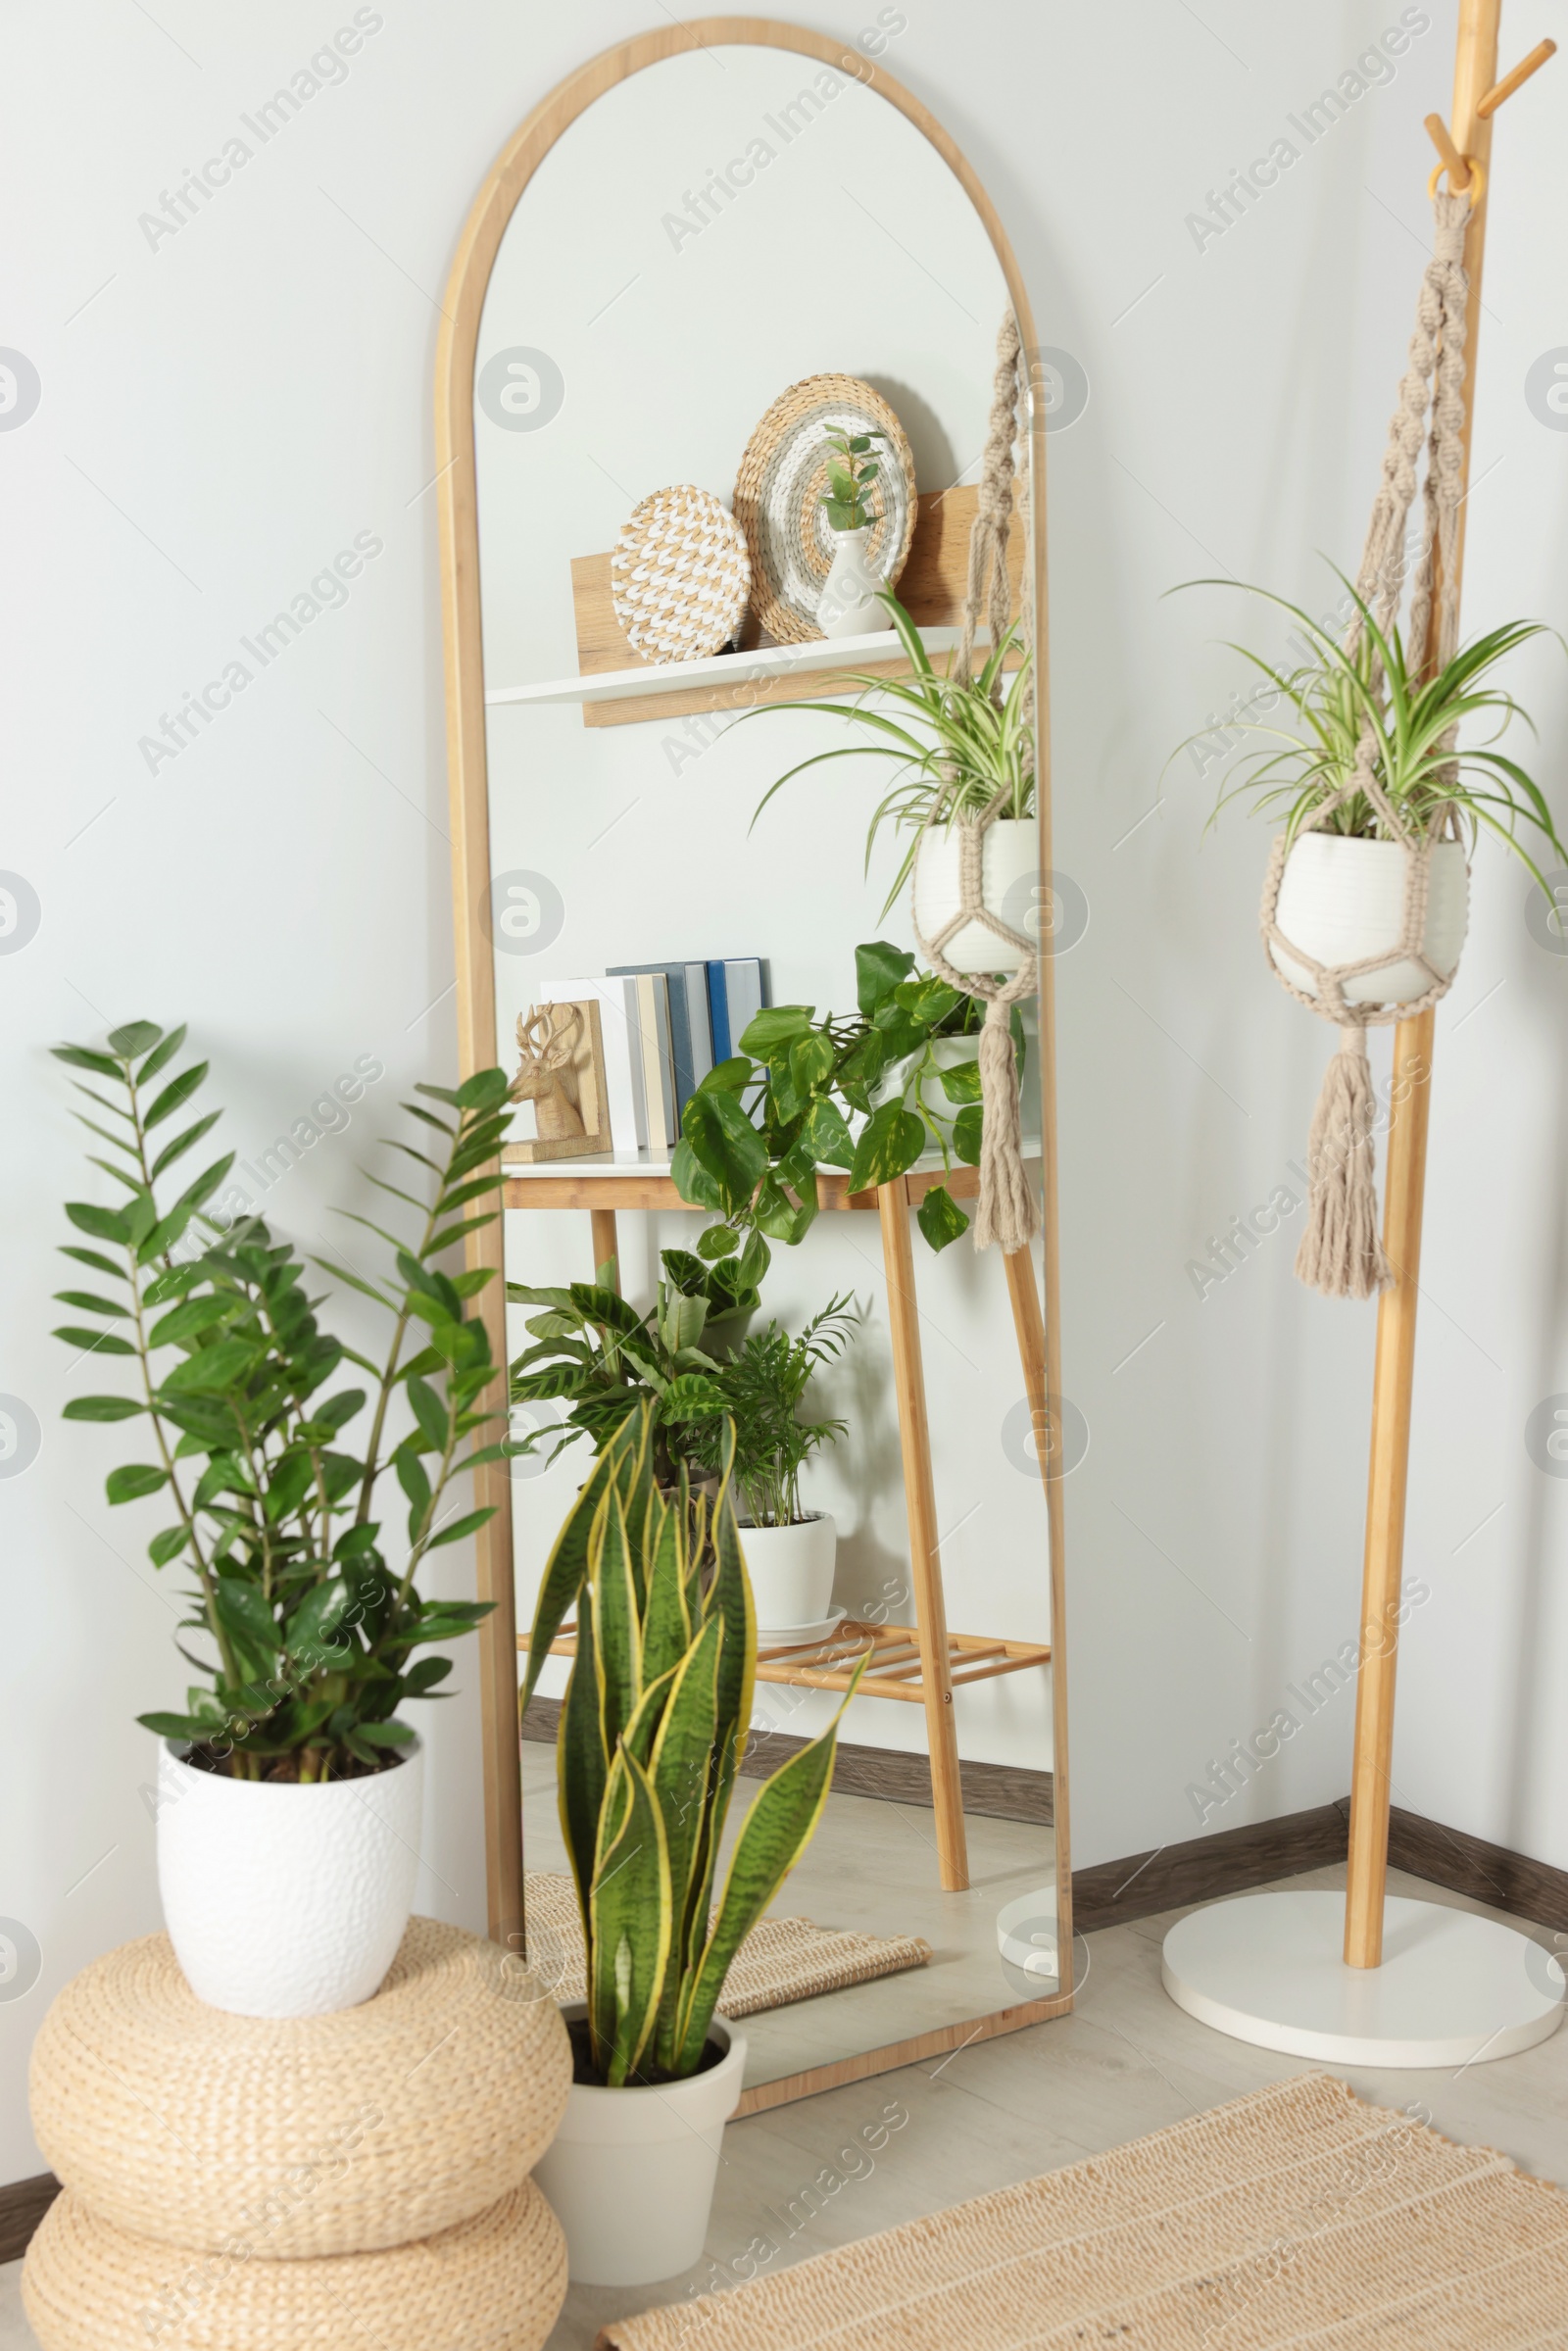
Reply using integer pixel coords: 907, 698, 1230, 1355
4, 0, 1566, 2186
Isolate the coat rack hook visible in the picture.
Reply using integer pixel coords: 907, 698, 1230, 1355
1422, 112, 1472, 188
1477, 35, 1556, 117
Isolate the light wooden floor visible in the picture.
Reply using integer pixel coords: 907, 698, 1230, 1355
4, 1862, 1565, 2351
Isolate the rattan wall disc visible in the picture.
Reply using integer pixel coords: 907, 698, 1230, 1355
28, 1921, 570, 2257
610, 484, 751, 664
733, 375, 916, 645
23, 2184, 565, 2351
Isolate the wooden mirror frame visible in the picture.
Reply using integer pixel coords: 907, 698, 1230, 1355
435, 16, 1074, 2102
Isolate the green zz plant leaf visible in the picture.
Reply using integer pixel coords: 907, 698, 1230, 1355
525, 1403, 860, 2084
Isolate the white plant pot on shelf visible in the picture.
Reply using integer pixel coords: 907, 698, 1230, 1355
155, 1734, 423, 2018
739, 1512, 837, 1633
911, 815, 1040, 974
815, 525, 892, 639
533, 2007, 748, 2285
1269, 834, 1469, 1004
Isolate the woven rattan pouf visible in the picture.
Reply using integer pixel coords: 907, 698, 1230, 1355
23, 1918, 570, 2351
29, 1918, 569, 2253
24, 2181, 565, 2351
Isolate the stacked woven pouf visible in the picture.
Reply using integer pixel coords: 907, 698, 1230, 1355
22, 1918, 570, 2351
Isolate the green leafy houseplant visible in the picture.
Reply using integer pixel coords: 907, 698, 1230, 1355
673, 939, 1017, 1255
1180, 575, 1568, 891
686, 1298, 858, 1530
819, 424, 888, 533
508, 1237, 770, 1482
751, 593, 1036, 915
53, 1019, 514, 1782
524, 1405, 858, 2084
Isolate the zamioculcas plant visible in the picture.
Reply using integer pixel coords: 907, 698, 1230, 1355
523, 1403, 859, 2084
53, 1019, 514, 1781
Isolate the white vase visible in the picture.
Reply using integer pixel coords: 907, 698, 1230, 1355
911, 815, 1041, 974
533, 2007, 748, 2285
739, 1512, 837, 1632
815, 525, 891, 638
155, 1735, 423, 2018
1269, 834, 1469, 1004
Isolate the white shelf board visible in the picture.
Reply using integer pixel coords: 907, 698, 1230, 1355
501, 1144, 965, 1186
483, 625, 969, 710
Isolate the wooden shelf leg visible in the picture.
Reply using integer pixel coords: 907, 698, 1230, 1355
1003, 1243, 1051, 1485
877, 1177, 968, 1891
591, 1206, 619, 1289
1344, 1011, 1435, 1966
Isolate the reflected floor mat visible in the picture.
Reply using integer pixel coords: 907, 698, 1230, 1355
599, 2071, 1568, 2348
524, 1872, 931, 2018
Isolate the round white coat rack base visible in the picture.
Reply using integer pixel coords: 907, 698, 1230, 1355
1162, 1891, 1565, 2068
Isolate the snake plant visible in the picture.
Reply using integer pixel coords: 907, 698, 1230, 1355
523, 1403, 858, 2084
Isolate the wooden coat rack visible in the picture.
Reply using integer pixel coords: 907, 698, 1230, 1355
1344, 1, 1556, 1971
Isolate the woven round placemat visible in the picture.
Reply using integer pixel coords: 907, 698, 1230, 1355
610, 484, 751, 664
29, 1919, 570, 2258
23, 2182, 565, 2351
732, 375, 915, 645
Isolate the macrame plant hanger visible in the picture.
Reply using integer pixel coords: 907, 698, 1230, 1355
912, 312, 1040, 1254
1262, 189, 1472, 1302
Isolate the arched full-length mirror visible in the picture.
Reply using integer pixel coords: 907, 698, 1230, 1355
438, 20, 1071, 2111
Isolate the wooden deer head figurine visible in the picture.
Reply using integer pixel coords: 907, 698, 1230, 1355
511, 1004, 586, 1140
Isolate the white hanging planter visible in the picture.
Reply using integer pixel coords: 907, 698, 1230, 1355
1269, 834, 1469, 1005
814, 525, 892, 638
533, 2007, 748, 2285
912, 815, 1040, 974
739, 1511, 837, 1633
155, 1735, 423, 2018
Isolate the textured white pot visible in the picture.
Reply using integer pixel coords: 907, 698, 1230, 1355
533, 2008, 748, 2285
1269, 834, 1469, 1005
815, 525, 891, 638
739, 1512, 837, 1632
911, 816, 1040, 973
156, 1735, 423, 2018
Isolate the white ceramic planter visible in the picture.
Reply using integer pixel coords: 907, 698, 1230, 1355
815, 525, 891, 638
533, 2008, 748, 2285
739, 1512, 837, 1633
155, 1735, 423, 2018
1269, 834, 1469, 1004
911, 816, 1040, 973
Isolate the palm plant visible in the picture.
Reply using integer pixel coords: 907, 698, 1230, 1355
750, 593, 1035, 915
1179, 576, 1567, 892
689, 1298, 859, 1529
53, 1021, 512, 1782
524, 1405, 859, 2084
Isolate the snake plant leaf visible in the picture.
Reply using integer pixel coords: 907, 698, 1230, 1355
674, 1666, 863, 2075
641, 1495, 693, 1688
649, 1611, 724, 2070
557, 1581, 607, 1917
594, 1484, 642, 1759
616, 1406, 656, 1613
704, 1423, 757, 1816
590, 1747, 671, 2085
618, 1662, 681, 1771
520, 1433, 619, 1709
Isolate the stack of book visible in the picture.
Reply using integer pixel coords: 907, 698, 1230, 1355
532, 958, 769, 1155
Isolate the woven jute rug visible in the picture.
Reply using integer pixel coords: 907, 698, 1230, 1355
524, 1873, 931, 2018
597, 2072, 1568, 2348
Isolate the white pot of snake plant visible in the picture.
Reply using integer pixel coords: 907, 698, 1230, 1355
534, 2005, 749, 2284
911, 816, 1041, 973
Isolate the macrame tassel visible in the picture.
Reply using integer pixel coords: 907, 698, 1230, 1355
972, 1000, 1038, 1253
1294, 1027, 1392, 1299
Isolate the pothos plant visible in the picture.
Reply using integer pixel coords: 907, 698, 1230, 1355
671, 941, 1021, 1254
508, 1236, 771, 1483
53, 1019, 514, 1782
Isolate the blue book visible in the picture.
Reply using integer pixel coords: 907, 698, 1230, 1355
608, 963, 696, 1112
706, 959, 732, 1062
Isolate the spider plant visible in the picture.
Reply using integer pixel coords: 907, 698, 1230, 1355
750, 592, 1035, 916
1176, 575, 1567, 894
